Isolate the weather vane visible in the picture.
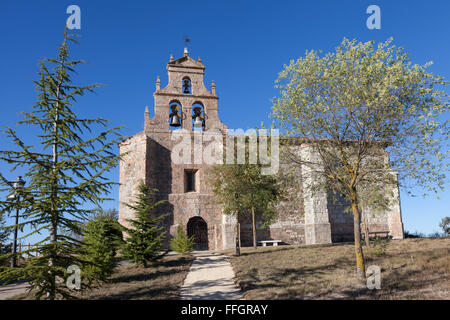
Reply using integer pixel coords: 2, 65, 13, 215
183, 34, 191, 48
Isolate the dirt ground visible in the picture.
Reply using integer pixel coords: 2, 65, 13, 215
226, 238, 449, 300
75, 254, 194, 300
7, 254, 194, 300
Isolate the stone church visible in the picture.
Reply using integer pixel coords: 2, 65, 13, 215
118, 49, 404, 251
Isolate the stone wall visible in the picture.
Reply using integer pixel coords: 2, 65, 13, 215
300, 144, 332, 245
267, 149, 306, 245
327, 176, 403, 242
118, 132, 148, 230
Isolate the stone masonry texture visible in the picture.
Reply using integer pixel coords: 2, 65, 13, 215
118, 51, 404, 251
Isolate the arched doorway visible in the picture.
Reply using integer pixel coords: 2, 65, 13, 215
187, 217, 208, 250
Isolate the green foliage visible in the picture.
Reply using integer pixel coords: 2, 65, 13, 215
1, 241, 84, 299
170, 225, 194, 254
369, 237, 390, 257
439, 217, 450, 236
0, 28, 123, 299
208, 157, 283, 227
271, 37, 448, 277
0, 212, 11, 267
60, 208, 120, 243
208, 143, 284, 249
78, 216, 123, 285
0, 212, 10, 253
122, 182, 166, 267
95, 208, 119, 221
272, 38, 449, 202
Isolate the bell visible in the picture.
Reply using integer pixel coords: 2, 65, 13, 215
193, 116, 203, 128
183, 80, 190, 94
170, 113, 181, 127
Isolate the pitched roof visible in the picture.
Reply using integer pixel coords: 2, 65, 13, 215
168, 55, 205, 69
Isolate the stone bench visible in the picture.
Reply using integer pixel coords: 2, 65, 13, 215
362, 231, 391, 239
258, 240, 282, 247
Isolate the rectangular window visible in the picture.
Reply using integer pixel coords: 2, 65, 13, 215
185, 170, 197, 192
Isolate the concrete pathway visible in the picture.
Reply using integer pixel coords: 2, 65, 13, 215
0, 281, 29, 300
180, 252, 243, 300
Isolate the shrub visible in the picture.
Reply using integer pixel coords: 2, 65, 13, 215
171, 226, 195, 254
428, 231, 444, 238
404, 230, 425, 238
369, 237, 388, 256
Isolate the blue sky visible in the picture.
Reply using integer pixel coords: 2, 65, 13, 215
0, 0, 448, 243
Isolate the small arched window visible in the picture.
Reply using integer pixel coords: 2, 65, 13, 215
182, 77, 191, 94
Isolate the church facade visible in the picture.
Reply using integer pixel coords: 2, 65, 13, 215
118, 50, 404, 251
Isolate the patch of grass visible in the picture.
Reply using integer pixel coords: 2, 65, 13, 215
227, 238, 450, 300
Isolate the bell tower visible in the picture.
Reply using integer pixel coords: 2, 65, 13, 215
145, 48, 227, 133
118, 48, 231, 251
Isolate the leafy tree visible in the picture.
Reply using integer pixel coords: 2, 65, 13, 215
208, 145, 283, 252
243, 165, 283, 249
122, 182, 166, 267
271, 38, 448, 278
170, 225, 194, 254
79, 215, 123, 285
0, 29, 123, 299
440, 217, 450, 236
208, 163, 243, 255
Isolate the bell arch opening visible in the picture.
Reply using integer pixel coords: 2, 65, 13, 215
192, 102, 205, 131
182, 77, 191, 94
169, 101, 182, 130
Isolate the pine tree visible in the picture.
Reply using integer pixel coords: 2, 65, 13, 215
97, 208, 119, 221
122, 182, 166, 267
0, 28, 123, 299
0, 212, 11, 256
79, 216, 123, 285
170, 225, 194, 254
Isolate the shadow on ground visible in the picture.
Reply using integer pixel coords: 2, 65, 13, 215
79, 255, 194, 300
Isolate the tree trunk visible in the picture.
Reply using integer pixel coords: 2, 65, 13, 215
251, 206, 257, 250
47, 87, 60, 300
363, 216, 370, 247
351, 198, 366, 279
48, 86, 60, 300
